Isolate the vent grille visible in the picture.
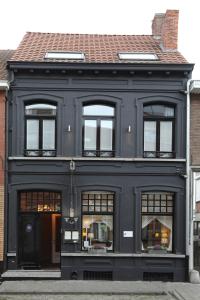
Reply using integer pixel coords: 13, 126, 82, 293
143, 272, 173, 282
84, 271, 112, 280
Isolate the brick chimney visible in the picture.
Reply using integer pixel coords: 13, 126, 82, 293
152, 10, 179, 51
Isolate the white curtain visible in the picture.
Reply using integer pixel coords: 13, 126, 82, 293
144, 121, 156, 151
142, 216, 155, 228
160, 121, 172, 152
156, 216, 172, 251
142, 215, 172, 251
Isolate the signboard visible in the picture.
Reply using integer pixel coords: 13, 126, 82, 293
123, 231, 133, 238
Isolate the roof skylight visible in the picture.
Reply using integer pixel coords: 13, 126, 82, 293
45, 51, 85, 60
118, 53, 158, 61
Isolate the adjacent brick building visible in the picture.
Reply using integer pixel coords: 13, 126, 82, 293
0, 50, 14, 272
191, 83, 200, 166
190, 81, 200, 270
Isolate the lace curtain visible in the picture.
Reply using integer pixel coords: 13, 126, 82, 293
142, 215, 172, 251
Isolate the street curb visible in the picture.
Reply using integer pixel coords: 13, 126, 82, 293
0, 291, 168, 296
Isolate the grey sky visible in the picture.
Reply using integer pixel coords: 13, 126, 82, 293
1, 0, 198, 78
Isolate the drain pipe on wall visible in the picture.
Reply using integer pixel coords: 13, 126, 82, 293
186, 79, 192, 270
185, 79, 200, 283
0, 80, 9, 273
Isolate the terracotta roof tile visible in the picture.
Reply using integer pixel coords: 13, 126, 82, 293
0, 50, 15, 80
10, 32, 187, 64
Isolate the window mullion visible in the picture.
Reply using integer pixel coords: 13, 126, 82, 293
112, 119, 115, 155
97, 119, 101, 156
157, 120, 160, 156
172, 119, 175, 155
39, 118, 43, 154
82, 119, 85, 156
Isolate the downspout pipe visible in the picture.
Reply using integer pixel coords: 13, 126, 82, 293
186, 78, 193, 274
0, 80, 9, 273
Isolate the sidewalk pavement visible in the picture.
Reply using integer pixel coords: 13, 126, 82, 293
0, 280, 200, 300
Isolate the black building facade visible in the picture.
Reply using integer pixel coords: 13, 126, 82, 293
5, 61, 193, 281
4, 22, 194, 280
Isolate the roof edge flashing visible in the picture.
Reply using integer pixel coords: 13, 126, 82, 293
0, 80, 9, 90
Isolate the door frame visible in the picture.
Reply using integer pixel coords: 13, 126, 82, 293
17, 191, 62, 269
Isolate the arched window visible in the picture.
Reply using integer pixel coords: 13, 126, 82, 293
82, 104, 115, 157
25, 103, 57, 157
143, 104, 175, 158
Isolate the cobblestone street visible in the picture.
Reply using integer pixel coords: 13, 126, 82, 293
0, 280, 200, 300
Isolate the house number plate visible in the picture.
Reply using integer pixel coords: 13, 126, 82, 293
123, 231, 133, 238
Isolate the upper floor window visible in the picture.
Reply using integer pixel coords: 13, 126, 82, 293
82, 104, 115, 157
143, 104, 175, 158
25, 103, 57, 157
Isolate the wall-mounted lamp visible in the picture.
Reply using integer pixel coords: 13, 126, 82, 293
68, 207, 78, 223
64, 210, 78, 224
69, 207, 75, 218
67, 125, 71, 132
70, 160, 76, 171
64, 206, 78, 224
127, 125, 131, 133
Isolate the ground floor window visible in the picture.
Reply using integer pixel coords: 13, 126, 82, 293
82, 191, 114, 250
141, 191, 174, 252
194, 221, 200, 269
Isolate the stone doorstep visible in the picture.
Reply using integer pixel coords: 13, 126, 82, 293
1, 270, 61, 278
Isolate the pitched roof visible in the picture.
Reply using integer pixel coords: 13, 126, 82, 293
10, 32, 187, 64
0, 50, 15, 80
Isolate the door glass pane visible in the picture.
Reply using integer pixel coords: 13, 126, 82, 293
84, 120, 97, 150
26, 120, 39, 149
160, 121, 172, 152
100, 120, 113, 151
144, 121, 156, 151
43, 120, 55, 149
83, 105, 114, 116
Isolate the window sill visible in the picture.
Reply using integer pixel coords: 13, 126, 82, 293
61, 252, 185, 258
8, 156, 186, 162
143, 249, 168, 254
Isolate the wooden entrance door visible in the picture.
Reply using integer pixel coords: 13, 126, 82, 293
18, 213, 61, 268
18, 213, 40, 267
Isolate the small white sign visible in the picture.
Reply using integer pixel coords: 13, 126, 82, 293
64, 231, 72, 240
84, 240, 89, 248
72, 231, 79, 240
123, 231, 133, 238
